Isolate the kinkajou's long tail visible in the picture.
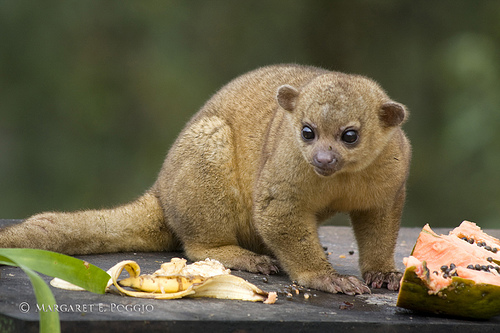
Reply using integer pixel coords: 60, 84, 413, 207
0, 191, 178, 255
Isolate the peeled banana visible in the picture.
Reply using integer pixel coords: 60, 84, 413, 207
118, 274, 204, 294
106, 259, 199, 299
51, 257, 277, 303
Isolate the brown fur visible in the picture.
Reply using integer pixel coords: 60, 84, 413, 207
0, 64, 411, 294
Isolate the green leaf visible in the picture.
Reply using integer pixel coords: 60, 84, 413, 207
0, 249, 111, 333
18, 264, 60, 333
0, 248, 110, 293
0, 253, 60, 333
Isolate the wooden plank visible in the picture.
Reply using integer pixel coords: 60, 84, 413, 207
0, 220, 498, 332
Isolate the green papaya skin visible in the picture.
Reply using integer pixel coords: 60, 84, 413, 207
397, 264, 500, 319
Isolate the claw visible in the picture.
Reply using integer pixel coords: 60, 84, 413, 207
363, 271, 402, 291
257, 262, 280, 275
302, 273, 371, 295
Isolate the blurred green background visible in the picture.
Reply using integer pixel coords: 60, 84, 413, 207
1, 1, 500, 229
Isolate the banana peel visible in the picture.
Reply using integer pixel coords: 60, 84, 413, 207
51, 258, 277, 303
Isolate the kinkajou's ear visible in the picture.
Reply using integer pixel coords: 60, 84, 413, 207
379, 101, 408, 127
276, 85, 299, 112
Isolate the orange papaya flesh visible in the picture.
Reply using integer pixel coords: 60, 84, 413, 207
397, 221, 500, 319
450, 221, 500, 262
412, 223, 500, 276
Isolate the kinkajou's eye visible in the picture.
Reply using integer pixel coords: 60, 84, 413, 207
301, 125, 315, 141
341, 129, 358, 144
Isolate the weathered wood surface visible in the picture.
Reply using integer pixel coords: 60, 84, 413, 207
0, 219, 498, 332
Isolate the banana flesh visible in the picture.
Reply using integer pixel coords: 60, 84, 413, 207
51, 257, 277, 303
118, 274, 205, 294
107, 259, 199, 299
116, 257, 206, 293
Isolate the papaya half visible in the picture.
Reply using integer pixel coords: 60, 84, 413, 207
396, 221, 500, 319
